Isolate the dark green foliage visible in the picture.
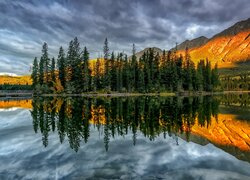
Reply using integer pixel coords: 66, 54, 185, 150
103, 38, 111, 90
110, 52, 117, 91
57, 47, 66, 89
31, 57, 39, 89
51, 58, 56, 83
31, 38, 220, 94
82, 47, 90, 92
93, 58, 102, 91
0, 84, 32, 90
30, 96, 220, 151
41, 42, 50, 84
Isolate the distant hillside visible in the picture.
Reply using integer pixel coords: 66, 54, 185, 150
0, 75, 31, 85
133, 47, 163, 59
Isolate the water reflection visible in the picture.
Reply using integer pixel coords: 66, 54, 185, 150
1, 95, 250, 179
30, 96, 220, 152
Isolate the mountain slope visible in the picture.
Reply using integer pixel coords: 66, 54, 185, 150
177, 18, 250, 68
172, 36, 208, 51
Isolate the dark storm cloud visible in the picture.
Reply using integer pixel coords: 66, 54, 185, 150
0, 0, 249, 74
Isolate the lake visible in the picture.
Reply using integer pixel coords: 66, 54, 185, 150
0, 94, 250, 180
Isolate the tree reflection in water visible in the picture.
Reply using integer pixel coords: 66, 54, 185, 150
30, 96, 220, 152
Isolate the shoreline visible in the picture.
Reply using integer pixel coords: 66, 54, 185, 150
0, 90, 249, 98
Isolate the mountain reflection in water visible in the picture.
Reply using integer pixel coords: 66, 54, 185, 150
0, 95, 250, 179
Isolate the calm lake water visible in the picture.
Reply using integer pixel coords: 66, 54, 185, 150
0, 94, 250, 180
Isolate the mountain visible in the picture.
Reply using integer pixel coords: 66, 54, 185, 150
133, 47, 163, 59
176, 18, 250, 68
171, 36, 208, 51
212, 18, 250, 39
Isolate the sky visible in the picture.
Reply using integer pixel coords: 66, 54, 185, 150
0, 0, 249, 75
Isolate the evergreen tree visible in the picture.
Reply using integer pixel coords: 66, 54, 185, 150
116, 53, 123, 92
123, 53, 130, 92
71, 37, 82, 93
153, 52, 161, 91
204, 59, 212, 91
31, 57, 39, 89
65, 40, 74, 92
131, 44, 137, 91
41, 42, 50, 84
110, 52, 117, 91
94, 58, 102, 90
82, 47, 90, 92
39, 55, 44, 85
211, 63, 219, 90
103, 38, 111, 90
183, 47, 193, 91
195, 61, 204, 91
138, 57, 145, 92
51, 57, 56, 85
57, 47, 66, 89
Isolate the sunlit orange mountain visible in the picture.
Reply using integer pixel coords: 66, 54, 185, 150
176, 18, 250, 68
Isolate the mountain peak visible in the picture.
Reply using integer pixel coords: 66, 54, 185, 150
212, 17, 250, 39
172, 36, 208, 51
132, 47, 163, 59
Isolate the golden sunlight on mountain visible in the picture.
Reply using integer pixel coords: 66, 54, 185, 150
178, 31, 250, 68
189, 114, 250, 151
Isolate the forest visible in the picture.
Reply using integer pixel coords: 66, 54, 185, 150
31, 37, 220, 94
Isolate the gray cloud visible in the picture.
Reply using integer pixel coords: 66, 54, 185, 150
0, 0, 249, 74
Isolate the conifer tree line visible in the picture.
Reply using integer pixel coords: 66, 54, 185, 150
31, 37, 219, 94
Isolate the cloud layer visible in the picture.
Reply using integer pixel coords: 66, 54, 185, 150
0, 0, 249, 74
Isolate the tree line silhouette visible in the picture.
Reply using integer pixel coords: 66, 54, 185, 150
31, 37, 220, 94
30, 96, 219, 152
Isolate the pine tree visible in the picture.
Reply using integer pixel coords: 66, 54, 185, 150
183, 47, 193, 91
195, 61, 204, 91
94, 58, 102, 91
39, 56, 44, 85
51, 57, 56, 84
110, 52, 116, 91
31, 57, 39, 89
57, 47, 66, 89
153, 52, 161, 91
117, 53, 123, 92
138, 57, 145, 92
41, 42, 50, 84
123, 53, 130, 92
131, 44, 137, 91
82, 47, 90, 92
65, 40, 74, 92
204, 59, 212, 91
211, 63, 219, 91
103, 38, 111, 90
72, 37, 82, 93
